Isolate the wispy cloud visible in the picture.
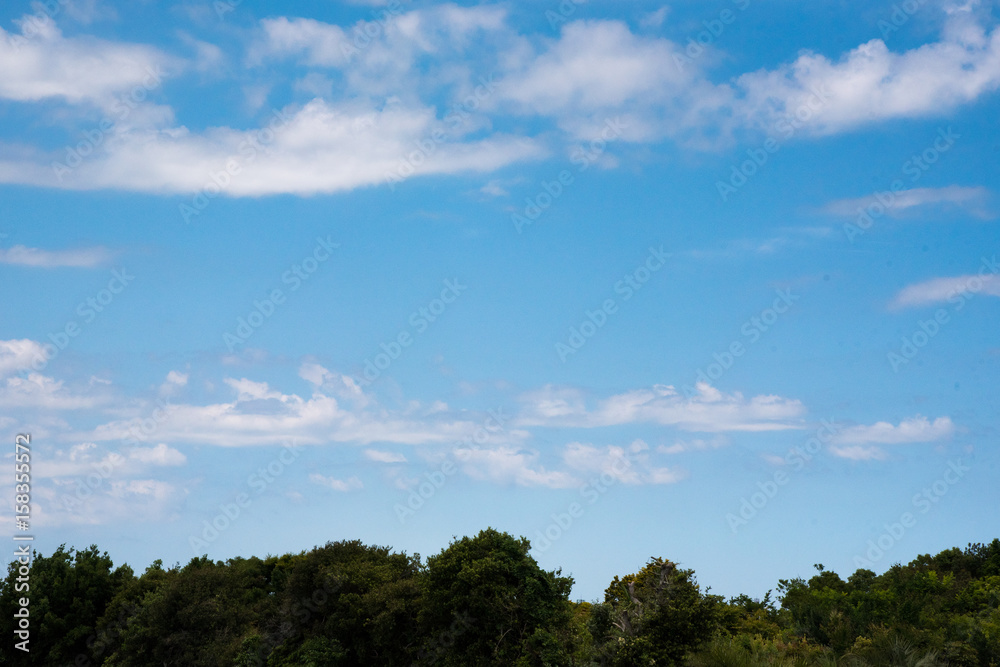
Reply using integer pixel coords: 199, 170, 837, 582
823, 186, 993, 219
0, 244, 114, 268
0, 371, 109, 410
658, 435, 729, 455
30, 440, 186, 528
516, 382, 805, 432
452, 445, 578, 489
36, 441, 186, 478
564, 440, 686, 485
0, 100, 544, 196
309, 473, 363, 492
832, 416, 954, 444
364, 449, 407, 464
86, 363, 522, 448
829, 416, 955, 460
891, 273, 1000, 309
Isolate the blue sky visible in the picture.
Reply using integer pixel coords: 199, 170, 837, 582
1, 0, 998, 602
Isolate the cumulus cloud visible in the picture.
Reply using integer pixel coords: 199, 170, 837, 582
253, 5, 507, 70
2, 7, 1000, 194
253, 17, 354, 67
0, 14, 173, 108
497, 10, 1000, 142
491, 19, 742, 147
159, 370, 189, 396
733, 14, 1000, 135
0, 339, 47, 377
495, 20, 701, 140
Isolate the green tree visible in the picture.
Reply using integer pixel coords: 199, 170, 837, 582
103, 555, 275, 666
0, 544, 133, 666
263, 539, 423, 666
591, 557, 720, 665
419, 528, 575, 666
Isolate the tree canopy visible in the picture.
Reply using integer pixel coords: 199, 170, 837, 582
2, 533, 998, 666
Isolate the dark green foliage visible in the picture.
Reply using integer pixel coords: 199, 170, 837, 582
262, 539, 422, 666
419, 528, 576, 666
102, 554, 277, 666
1, 534, 997, 666
589, 557, 721, 665
0, 544, 132, 666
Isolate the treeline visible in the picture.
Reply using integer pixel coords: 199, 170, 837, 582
1, 529, 998, 666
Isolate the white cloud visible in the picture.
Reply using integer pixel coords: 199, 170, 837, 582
0, 14, 172, 108
451, 438, 687, 489
62, 0, 119, 25
86, 363, 515, 447
891, 272, 1000, 309
452, 445, 578, 488
159, 370, 189, 396
0, 98, 544, 195
34, 477, 184, 527
658, 435, 729, 455
501, 21, 683, 112
640, 7, 670, 30
309, 473, 363, 491
480, 179, 508, 197
1, 9, 1000, 196
0, 371, 106, 410
0, 339, 47, 377
828, 445, 888, 461
830, 416, 954, 460
34, 441, 185, 479
254, 17, 353, 67
495, 20, 715, 142
563, 440, 686, 485
364, 449, 407, 463
299, 362, 370, 407
734, 15, 1000, 135
128, 443, 186, 466
252, 5, 509, 90
823, 186, 993, 219
107, 478, 176, 500
516, 382, 805, 432
0, 244, 113, 267
832, 416, 955, 445
178, 34, 224, 73
165, 370, 188, 385
495, 13, 1000, 143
